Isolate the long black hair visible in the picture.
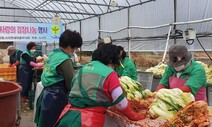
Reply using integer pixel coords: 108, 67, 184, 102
92, 44, 120, 66
117, 45, 126, 60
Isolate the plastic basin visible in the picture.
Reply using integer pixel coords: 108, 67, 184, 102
0, 81, 22, 127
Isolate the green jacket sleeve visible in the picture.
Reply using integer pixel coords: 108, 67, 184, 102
56, 59, 74, 92
184, 61, 207, 95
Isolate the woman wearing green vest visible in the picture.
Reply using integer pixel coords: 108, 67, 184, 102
55, 44, 146, 127
115, 46, 137, 81
35, 29, 82, 127
7, 45, 23, 83
19, 42, 43, 102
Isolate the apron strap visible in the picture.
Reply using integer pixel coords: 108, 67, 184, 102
55, 103, 72, 126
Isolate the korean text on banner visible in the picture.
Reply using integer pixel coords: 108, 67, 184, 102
0, 22, 63, 42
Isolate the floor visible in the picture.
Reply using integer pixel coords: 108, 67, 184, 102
18, 101, 35, 127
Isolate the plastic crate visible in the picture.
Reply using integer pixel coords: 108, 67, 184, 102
0, 64, 16, 82
0, 64, 8, 68
36, 44, 42, 50
35, 51, 42, 57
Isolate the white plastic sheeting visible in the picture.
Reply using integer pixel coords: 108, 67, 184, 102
1, 0, 211, 52
0, 1, 38, 23
2, 0, 148, 24
81, 17, 99, 50
66, 0, 212, 52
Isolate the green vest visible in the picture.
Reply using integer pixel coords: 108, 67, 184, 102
69, 61, 124, 108
20, 50, 34, 65
41, 48, 70, 87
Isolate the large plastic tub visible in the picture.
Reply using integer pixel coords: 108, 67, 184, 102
0, 81, 22, 127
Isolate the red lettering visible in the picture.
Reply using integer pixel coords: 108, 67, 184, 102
0, 26, 16, 34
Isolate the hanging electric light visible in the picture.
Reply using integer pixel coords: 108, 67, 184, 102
52, 14, 61, 24
110, 0, 118, 8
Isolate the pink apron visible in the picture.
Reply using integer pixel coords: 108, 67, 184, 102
169, 76, 207, 101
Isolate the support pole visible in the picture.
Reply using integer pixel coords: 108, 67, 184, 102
97, 16, 101, 48
162, 25, 172, 63
127, 8, 131, 58
64, 24, 67, 30
79, 21, 82, 62
173, 0, 177, 44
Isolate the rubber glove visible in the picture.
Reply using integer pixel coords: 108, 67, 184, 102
8, 64, 12, 67
179, 85, 191, 92
120, 102, 146, 121
11, 61, 20, 67
156, 84, 167, 92
30, 61, 43, 68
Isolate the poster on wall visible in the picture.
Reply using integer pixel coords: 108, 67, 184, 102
0, 22, 63, 42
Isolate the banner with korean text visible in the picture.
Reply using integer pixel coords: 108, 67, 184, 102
0, 22, 63, 42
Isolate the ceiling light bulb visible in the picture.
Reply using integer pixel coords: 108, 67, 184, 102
110, 0, 118, 8
52, 14, 61, 24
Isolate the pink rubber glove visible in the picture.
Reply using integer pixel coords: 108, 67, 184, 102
11, 64, 16, 67
30, 61, 43, 68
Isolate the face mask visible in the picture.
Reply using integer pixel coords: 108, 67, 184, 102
174, 64, 185, 72
30, 49, 36, 53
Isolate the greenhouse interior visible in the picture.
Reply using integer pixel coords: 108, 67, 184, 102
0, 0, 212, 127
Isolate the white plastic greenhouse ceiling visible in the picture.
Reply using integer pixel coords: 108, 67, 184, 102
0, 0, 212, 53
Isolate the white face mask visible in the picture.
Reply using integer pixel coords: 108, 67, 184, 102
174, 64, 185, 72
30, 49, 36, 53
